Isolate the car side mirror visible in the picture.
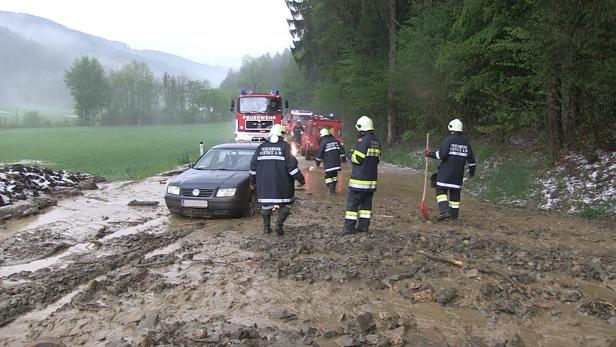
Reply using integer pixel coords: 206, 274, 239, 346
230, 100, 235, 112
284, 100, 289, 109
188, 163, 194, 169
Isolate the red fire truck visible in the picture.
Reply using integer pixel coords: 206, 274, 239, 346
231, 89, 288, 142
282, 109, 313, 135
300, 115, 344, 160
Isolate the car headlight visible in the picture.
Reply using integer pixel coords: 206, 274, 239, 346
216, 188, 236, 197
167, 185, 180, 195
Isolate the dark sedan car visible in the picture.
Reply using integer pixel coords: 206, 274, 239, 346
165, 142, 260, 217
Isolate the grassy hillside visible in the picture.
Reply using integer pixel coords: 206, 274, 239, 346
0, 122, 234, 180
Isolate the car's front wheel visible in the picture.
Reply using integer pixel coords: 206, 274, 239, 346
244, 192, 258, 217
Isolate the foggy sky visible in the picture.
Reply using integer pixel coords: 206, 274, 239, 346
0, 0, 293, 68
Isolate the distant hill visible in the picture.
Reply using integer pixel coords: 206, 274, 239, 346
0, 11, 229, 108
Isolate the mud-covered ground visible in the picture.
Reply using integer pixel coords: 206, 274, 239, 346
0, 161, 615, 347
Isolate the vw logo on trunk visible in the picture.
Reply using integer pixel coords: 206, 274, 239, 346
192, 189, 200, 196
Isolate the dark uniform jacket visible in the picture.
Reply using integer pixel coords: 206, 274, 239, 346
428, 133, 476, 189
315, 135, 346, 172
249, 139, 304, 205
292, 124, 304, 141
349, 131, 381, 191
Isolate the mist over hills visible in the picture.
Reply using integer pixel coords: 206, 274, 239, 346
0, 11, 229, 108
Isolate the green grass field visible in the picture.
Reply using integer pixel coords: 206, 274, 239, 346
0, 106, 77, 127
0, 123, 234, 180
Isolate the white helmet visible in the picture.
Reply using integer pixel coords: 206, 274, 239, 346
448, 119, 463, 132
319, 128, 330, 137
269, 124, 286, 137
268, 124, 286, 143
355, 116, 374, 131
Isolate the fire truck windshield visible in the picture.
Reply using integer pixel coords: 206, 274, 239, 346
239, 97, 281, 114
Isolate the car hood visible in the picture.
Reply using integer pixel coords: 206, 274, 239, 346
169, 169, 249, 188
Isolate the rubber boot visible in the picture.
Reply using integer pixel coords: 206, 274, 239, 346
262, 209, 272, 234
449, 207, 459, 220
327, 183, 335, 195
437, 201, 450, 221
332, 181, 338, 195
357, 217, 370, 233
337, 219, 357, 236
275, 206, 290, 235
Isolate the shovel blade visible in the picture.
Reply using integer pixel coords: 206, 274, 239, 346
419, 201, 430, 220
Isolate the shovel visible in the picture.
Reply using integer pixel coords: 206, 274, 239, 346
419, 133, 430, 220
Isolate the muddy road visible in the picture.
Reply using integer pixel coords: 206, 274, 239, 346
0, 161, 615, 347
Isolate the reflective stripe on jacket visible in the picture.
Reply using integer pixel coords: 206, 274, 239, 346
315, 135, 345, 172
349, 131, 380, 191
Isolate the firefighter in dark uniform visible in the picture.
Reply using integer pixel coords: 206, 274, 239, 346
339, 116, 381, 235
292, 123, 304, 145
250, 124, 305, 235
424, 119, 476, 221
315, 128, 346, 195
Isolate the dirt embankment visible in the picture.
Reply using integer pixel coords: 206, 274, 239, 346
0, 163, 615, 347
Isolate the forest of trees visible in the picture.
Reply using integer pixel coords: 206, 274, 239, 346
285, 0, 616, 153
64, 57, 232, 126
61, 1, 616, 154
64, 51, 310, 127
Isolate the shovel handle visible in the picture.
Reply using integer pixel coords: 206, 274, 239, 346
421, 133, 429, 202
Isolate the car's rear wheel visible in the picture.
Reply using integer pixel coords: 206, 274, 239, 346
244, 192, 258, 217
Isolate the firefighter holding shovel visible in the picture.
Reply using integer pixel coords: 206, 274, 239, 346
424, 119, 476, 221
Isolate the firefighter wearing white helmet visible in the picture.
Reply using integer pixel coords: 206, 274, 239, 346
339, 116, 381, 235
315, 127, 346, 195
250, 124, 305, 235
424, 118, 476, 221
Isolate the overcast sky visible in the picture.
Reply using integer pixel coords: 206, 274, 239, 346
1, 0, 293, 68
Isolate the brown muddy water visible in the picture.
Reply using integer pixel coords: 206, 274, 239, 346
0, 161, 615, 346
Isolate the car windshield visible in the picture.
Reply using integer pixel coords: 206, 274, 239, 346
295, 114, 310, 122
194, 148, 255, 171
239, 97, 281, 114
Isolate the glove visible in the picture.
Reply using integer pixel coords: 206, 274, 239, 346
298, 179, 306, 186
468, 166, 476, 179
315, 160, 321, 167
341, 156, 347, 163
423, 149, 430, 157
249, 183, 256, 190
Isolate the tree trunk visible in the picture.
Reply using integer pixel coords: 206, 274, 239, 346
387, 0, 397, 145
545, 78, 562, 157
560, 85, 580, 148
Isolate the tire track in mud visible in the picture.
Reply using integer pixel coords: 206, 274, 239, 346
0, 227, 193, 327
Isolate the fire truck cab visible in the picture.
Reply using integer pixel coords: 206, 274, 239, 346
231, 89, 288, 142
283, 109, 314, 135
300, 115, 344, 160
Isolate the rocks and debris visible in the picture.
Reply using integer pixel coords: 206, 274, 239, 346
577, 297, 616, 320
434, 287, 457, 305
2, 163, 616, 346
0, 164, 103, 219
128, 200, 160, 207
